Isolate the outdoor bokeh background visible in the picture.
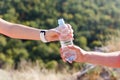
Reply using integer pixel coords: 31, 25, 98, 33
0, 0, 120, 80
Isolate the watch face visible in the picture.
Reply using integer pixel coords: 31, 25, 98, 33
40, 31, 46, 35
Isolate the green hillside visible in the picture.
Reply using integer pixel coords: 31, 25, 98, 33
0, 0, 120, 69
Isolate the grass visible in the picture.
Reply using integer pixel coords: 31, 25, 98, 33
0, 61, 76, 80
0, 60, 120, 80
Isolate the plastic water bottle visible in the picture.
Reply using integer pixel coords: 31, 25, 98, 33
58, 18, 76, 63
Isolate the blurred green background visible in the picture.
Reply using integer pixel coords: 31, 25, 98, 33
0, 0, 120, 70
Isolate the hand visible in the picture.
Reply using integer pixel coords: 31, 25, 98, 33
45, 24, 73, 42
60, 45, 86, 63
56, 24, 74, 41
45, 29, 60, 42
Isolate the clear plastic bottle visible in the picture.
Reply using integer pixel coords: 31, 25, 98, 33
58, 18, 76, 63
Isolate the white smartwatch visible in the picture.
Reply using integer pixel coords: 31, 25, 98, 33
40, 30, 48, 43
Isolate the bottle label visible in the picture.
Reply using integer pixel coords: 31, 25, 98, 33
60, 40, 73, 47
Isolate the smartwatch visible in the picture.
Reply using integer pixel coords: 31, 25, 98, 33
40, 30, 48, 43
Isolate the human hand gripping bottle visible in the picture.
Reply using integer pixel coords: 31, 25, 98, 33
58, 18, 76, 63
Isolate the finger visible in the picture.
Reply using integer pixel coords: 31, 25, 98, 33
67, 45, 76, 50
61, 46, 70, 53
61, 53, 66, 62
66, 24, 72, 29
54, 27, 61, 33
62, 28, 71, 34
67, 45, 81, 52
60, 48, 67, 62
68, 61, 73, 63
62, 56, 66, 62
55, 26, 66, 33
66, 59, 72, 63
61, 49, 75, 63
68, 34, 74, 38
50, 29, 61, 37
66, 24, 74, 33
66, 24, 74, 40
65, 34, 74, 40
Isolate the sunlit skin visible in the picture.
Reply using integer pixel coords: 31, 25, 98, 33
0, 18, 73, 42
60, 45, 120, 68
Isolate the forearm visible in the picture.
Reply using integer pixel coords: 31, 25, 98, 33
5, 24, 41, 40
83, 51, 120, 68
0, 18, 41, 40
0, 18, 60, 41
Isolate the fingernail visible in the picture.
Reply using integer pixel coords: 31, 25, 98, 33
68, 61, 72, 63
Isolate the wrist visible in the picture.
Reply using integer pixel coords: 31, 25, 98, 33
82, 51, 89, 62
75, 47, 88, 63
40, 30, 48, 43
45, 30, 50, 42
83, 51, 92, 63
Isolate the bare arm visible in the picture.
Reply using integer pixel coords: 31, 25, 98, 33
0, 18, 60, 41
84, 51, 120, 68
61, 45, 120, 68
0, 18, 42, 40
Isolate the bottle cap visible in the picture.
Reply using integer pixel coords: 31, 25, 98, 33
58, 18, 65, 25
